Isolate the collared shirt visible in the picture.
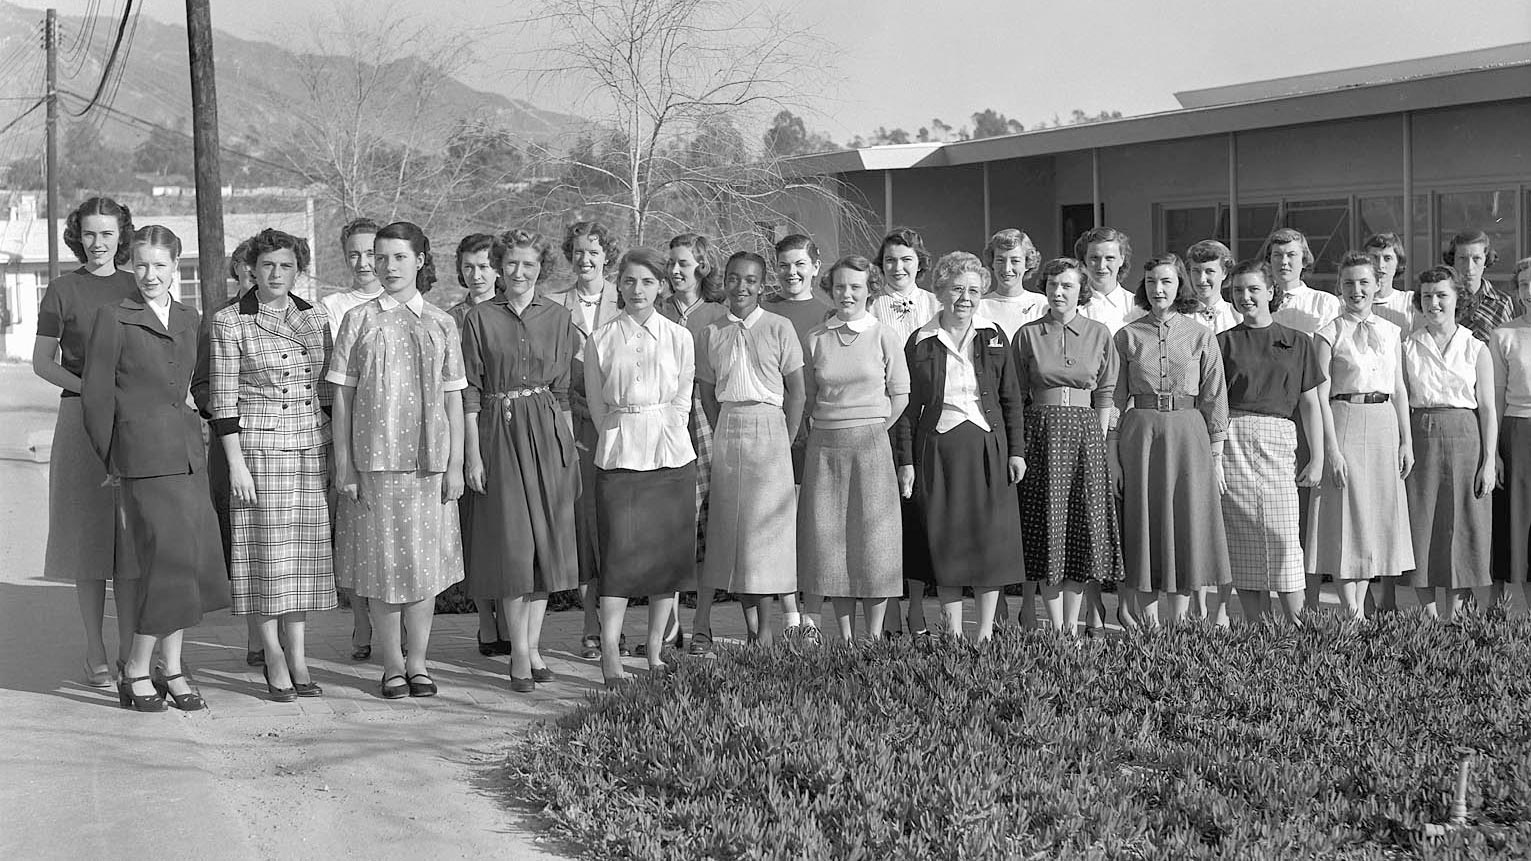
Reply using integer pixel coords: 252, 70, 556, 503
980, 290, 1049, 339
1404, 325, 1484, 409
209, 290, 332, 449
319, 285, 384, 334
1491, 317, 1531, 418
1216, 322, 1324, 417
462, 293, 579, 415
1272, 281, 1340, 336
1190, 298, 1240, 334
1079, 284, 1138, 334
1011, 312, 1118, 410
658, 295, 729, 337
146, 293, 172, 329
870, 287, 941, 345
1372, 289, 1416, 333
585, 312, 695, 471
804, 315, 910, 429
448, 295, 492, 332
1315, 313, 1401, 394
916, 315, 994, 433
696, 306, 803, 406
1113, 312, 1229, 444
1464, 280, 1517, 342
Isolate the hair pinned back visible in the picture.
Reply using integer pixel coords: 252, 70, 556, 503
132, 224, 183, 260
1257, 228, 1315, 270
1361, 232, 1407, 274
982, 229, 1041, 277
455, 233, 498, 289
1227, 259, 1284, 312
64, 196, 135, 266
1072, 226, 1133, 275
669, 233, 724, 302
774, 233, 820, 263
340, 217, 381, 246
1036, 257, 1094, 306
375, 221, 436, 293
874, 227, 930, 281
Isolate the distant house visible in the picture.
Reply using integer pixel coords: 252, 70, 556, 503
0, 198, 322, 360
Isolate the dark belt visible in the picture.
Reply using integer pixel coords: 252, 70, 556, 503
1132, 393, 1197, 411
1030, 386, 1093, 407
1330, 392, 1389, 404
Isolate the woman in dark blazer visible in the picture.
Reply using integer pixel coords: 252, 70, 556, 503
82, 225, 229, 712
894, 251, 1027, 641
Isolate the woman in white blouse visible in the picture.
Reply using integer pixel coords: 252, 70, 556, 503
1403, 265, 1497, 621
584, 248, 697, 683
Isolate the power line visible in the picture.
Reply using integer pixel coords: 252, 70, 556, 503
0, 98, 45, 138
61, 91, 301, 179
68, 0, 134, 118
62, 0, 105, 78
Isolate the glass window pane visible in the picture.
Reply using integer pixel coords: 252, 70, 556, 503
1359, 195, 1430, 279
1236, 204, 1279, 264
1438, 189, 1519, 280
1284, 198, 1351, 291
1164, 206, 1217, 259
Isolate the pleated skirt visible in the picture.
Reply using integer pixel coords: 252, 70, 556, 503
119, 472, 230, 636
797, 424, 903, 598
1306, 401, 1413, 579
229, 446, 337, 615
1493, 415, 1531, 584
1405, 408, 1491, 589
1221, 414, 1304, 592
45, 398, 132, 581
463, 391, 579, 597
335, 470, 464, 603
703, 403, 797, 595
1119, 408, 1230, 592
597, 464, 698, 597
910, 421, 1024, 589
1018, 406, 1121, 585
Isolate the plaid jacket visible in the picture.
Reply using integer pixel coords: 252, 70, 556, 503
209, 289, 333, 451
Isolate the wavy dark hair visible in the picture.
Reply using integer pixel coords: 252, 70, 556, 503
455, 233, 498, 289
243, 227, 312, 272
1226, 259, 1285, 313
492, 229, 559, 283
1442, 228, 1500, 268
562, 220, 622, 267
1133, 254, 1197, 313
64, 196, 134, 266
228, 237, 254, 283
874, 227, 930, 283
1036, 257, 1095, 307
669, 233, 724, 303
773, 233, 820, 262
374, 222, 437, 293
1412, 266, 1469, 322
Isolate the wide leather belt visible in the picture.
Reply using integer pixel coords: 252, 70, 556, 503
1132, 393, 1197, 411
1330, 392, 1389, 404
1030, 387, 1093, 407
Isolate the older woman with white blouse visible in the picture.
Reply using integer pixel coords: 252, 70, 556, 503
586, 248, 697, 683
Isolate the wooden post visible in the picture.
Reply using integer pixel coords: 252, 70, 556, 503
185, 0, 226, 316
45, 8, 59, 283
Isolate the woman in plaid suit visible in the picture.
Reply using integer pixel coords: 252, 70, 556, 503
210, 228, 337, 701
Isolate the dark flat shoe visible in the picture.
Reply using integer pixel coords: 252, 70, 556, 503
687, 630, 713, 656
246, 649, 266, 667
293, 681, 323, 698
618, 633, 631, 657
530, 666, 555, 683
380, 674, 409, 699
477, 633, 512, 657
579, 635, 601, 660
351, 645, 372, 662
509, 676, 535, 693
407, 673, 437, 698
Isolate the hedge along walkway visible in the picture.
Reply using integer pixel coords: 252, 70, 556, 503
502, 617, 1531, 861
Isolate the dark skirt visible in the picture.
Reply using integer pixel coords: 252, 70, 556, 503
1118, 408, 1231, 593
1405, 408, 1492, 589
597, 464, 698, 598
464, 389, 580, 597
910, 421, 1024, 589
573, 412, 601, 584
45, 397, 134, 581
797, 424, 903, 598
1019, 406, 1121, 585
120, 471, 230, 636
1494, 415, 1531, 584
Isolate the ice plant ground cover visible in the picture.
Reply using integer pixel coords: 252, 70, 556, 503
501, 613, 1531, 860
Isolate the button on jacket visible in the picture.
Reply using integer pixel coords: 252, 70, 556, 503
894, 320, 1025, 468
209, 289, 333, 451
81, 295, 206, 478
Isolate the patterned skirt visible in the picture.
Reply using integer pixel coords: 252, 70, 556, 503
1493, 415, 1531, 584
910, 422, 1025, 589
797, 424, 903, 598
1405, 408, 1491, 590
45, 397, 132, 581
1018, 406, 1121, 585
1118, 408, 1231, 592
703, 403, 797, 595
1221, 414, 1303, 592
597, 464, 698, 597
229, 446, 337, 616
119, 471, 230, 636
335, 470, 464, 603
1306, 401, 1413, 579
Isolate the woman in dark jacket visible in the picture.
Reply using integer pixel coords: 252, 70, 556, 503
894, 251, 1027, 641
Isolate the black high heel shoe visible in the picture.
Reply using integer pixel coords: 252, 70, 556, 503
153, 672, 208, 711
117, 674, 167, 712
262, 665, 297, 703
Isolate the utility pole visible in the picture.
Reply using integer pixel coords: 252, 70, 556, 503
44, 8, 59, 283
185, 0, 225, 316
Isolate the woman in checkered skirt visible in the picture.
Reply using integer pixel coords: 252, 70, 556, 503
1216, 260, 1325, 625
210, 228, 337, 700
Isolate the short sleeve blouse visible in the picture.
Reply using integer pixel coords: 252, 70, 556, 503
1316, 314, 1401, 394
1216, 323, 1325, 417
36, 268, 139, 381
1403, 326, 1484, 409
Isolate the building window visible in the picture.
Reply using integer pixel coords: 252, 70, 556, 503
179, 264, 201, 311
1437, 189, 1519, 282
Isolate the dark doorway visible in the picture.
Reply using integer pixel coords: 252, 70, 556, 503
1061, 203, 1101, 256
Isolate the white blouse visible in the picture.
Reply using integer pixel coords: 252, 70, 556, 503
1317, 314, 1400, 394
1491, 318, 1531, 418
915, 317, 992, 433
1078, 284, 1138, 334
1404, 326, 1483, 409
1273, 282, 1341, 336
584, 312, 696, 471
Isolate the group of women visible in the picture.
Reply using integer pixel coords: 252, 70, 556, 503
35, 192, 1531, 709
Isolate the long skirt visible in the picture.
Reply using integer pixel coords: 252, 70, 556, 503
1018, 406, 1121, 585
1222, 414, 1304, 592
1405, 408, 1491, 589
1306, 401, 1413, 579
1494, 415, 1531, 584
910, 421, 1024, 589
688, 385, 714, 569
229, 446, 337, 616
703, 403, 797, 595
797, 425, 903, 598
336, 470, 464, 603
1119, 408, 1230, 593
119, 471, 230, 636
573, 413, 601, 584
597, 464, 698, 597
45, 397, 133, 581
463, 390, 579, 597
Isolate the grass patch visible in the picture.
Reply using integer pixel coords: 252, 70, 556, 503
502, 613, 1531, 859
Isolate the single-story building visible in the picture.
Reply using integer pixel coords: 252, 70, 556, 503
782, 43, 1531, 293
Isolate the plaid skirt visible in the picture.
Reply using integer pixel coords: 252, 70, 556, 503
797, 424, 903, 598
229, 445, 337, 616
1018, 406, 1122, 585
1221, 414, 1304, 592
1405, 408, 1492, 590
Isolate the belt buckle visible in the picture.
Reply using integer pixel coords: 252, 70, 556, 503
1060, 388, 1074, 407
1156, 392, 1173, 411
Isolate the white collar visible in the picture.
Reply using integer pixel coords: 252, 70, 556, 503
378, 292, 426, 317
826, 314, 876, 333
1284, 280, 1311, 295
915, 313, 995, 346
619, 311, 663, 337
726, 306, 765, 328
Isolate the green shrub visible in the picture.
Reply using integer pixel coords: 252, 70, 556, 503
499, 612, 1531, 860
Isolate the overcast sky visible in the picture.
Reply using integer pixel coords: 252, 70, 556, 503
11, 0, 1531, 142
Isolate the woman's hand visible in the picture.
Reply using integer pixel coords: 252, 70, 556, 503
897, 465, 915, 499
465, 454, 486, 494
1496, 452, 1505, 488
443, 466, 465, 504
1213, 456, 1227, 495
1007, 456, 1027, 485
229, 459, 257, 506
1398, 443, 1414, 480
1475, 460, 1497, 498
1107, 449, 1123, 496
1327, 449, 1348, 488
1296, 456, 1324, 488
336, 465, 360, 502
